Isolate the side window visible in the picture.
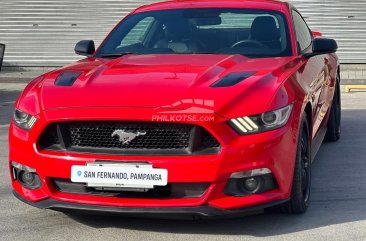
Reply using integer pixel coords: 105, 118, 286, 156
292, 11, 312, 52
118, 17, 154, 48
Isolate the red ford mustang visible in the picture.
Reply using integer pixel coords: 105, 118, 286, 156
9, 0, 340, 218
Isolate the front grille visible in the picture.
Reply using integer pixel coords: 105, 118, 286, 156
69, 122, 192, 149
38, 121, 220, 155
52, 178, 209, 199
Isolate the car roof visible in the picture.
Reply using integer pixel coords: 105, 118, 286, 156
134, 0, 288, 13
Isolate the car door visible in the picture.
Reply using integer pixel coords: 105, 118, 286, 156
292, 9, 332, 140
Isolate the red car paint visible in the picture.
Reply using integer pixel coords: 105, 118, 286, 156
9, 0, 339, 215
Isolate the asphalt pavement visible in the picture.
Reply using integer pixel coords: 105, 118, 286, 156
1, 82, 366, 241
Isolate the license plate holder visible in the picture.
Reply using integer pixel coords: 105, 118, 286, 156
71, 162, 168, 189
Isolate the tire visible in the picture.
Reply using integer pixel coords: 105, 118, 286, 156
325, 74, 341, 142
278, 114, 311, 214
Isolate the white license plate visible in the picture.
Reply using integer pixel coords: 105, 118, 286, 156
71, 163, 168, 188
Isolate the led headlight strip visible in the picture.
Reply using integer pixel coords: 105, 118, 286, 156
231, 117, 259, 133
229, 104, 293, 135
13, 109, 37, 130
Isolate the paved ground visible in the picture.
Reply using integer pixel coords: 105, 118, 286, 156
1, 82, 366, 241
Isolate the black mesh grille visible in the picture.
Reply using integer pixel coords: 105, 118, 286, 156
68, 122, 192, 149
202, 130, 221, 148
38, 122, 220, 155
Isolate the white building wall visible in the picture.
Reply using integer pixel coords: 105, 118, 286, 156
1, 0, 365, 67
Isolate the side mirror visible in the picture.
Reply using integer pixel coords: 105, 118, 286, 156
304, 38, 338, 58
74, 40, 95, 56
311, 31, 322, 37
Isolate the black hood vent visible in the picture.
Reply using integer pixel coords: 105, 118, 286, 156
55, 71, 82, 86
211, 72, 255, 88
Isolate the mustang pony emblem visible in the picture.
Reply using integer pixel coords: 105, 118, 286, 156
111, 130, 147, 144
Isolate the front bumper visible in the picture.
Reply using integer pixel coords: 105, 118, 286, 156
9, 106, 299, 214
13, 191, 287, 219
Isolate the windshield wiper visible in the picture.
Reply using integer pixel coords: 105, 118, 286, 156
100, 52, 137, 58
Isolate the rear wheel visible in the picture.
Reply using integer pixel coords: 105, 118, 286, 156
278, 114, 311, 214
325, 73, 341, 142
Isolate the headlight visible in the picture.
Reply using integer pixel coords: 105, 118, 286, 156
13, 109, 37, 130
229, 104, 293, 135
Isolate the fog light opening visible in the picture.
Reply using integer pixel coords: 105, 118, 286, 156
225, 168, 278, 197
20, 171, 35, 185
17, 171, 41, 189
11, 161, 41, 189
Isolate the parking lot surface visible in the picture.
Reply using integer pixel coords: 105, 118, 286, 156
1, 82, 366, 241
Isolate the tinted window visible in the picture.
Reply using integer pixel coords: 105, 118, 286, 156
119, 17, 154, 47
97, 9, 292, 58
197, 13, 279, 29
292, 10, 312, 52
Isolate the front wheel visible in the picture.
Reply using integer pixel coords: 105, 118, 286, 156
278, 114, 311, 214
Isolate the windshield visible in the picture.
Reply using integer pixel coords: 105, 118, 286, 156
96, 8, 292, 58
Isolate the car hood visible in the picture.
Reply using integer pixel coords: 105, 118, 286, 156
21, 54, 298, 119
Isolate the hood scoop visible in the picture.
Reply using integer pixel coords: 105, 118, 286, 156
55, 71, 82, 86
211, 72, 255, 88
